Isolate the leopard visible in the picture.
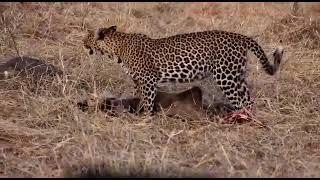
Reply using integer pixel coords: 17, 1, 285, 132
83, 25, 284, 114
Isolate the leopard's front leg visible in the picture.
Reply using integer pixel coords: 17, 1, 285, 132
133, 79, 141, 97
138, 79, 158, 115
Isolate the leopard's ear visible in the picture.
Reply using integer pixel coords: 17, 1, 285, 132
107, 25, 117, 33
96, 26, 117, 40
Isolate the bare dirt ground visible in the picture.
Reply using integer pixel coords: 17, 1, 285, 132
0, 2, 320, 177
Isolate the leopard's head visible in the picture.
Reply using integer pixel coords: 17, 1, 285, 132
83, 26, 117, 58
83, 29, 96, 55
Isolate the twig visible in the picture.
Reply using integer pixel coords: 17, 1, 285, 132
218, 141, 234, 174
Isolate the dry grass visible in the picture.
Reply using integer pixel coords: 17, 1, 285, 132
0, 2, 320, 177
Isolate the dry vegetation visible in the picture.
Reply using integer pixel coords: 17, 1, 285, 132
0, 2, 320, 177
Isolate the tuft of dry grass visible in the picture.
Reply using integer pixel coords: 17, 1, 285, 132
264, 13, 320, 49
0, 2, 320, 178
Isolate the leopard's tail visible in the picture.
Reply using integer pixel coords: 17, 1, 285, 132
246, 37, 284, 75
